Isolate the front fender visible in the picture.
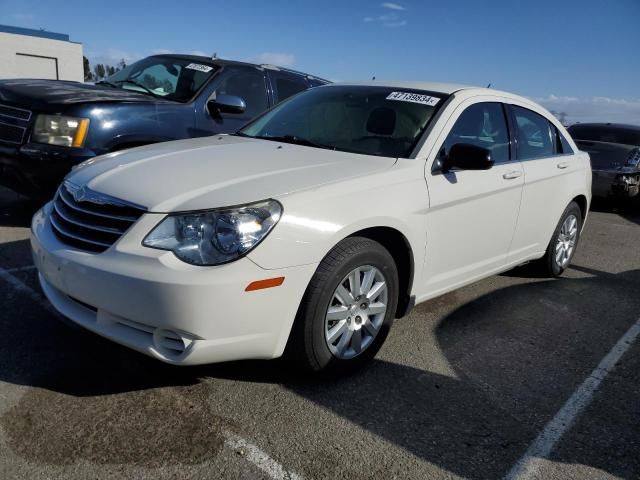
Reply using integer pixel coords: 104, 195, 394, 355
247, 166, 429, 288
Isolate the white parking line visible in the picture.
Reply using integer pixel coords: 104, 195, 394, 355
506, 316, 640, 480
0, 264, 304, 479
224, 431, 303, 480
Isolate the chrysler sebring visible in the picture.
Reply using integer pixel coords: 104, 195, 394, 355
31, 82, 592, 372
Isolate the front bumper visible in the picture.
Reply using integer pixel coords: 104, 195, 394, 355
31, 204, 317, 365
0, 142, 96, 197
592, 169, 640, 198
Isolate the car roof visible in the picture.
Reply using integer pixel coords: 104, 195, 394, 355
568, 122, 640, 131
148, 54, 330, 83
328, 80, 534, 100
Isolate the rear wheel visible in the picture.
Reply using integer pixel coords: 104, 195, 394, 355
536, 201, 582, 277
287, 237, 399, 373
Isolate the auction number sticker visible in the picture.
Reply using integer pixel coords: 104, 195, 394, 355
185, 63, 214, 73
386, 92, 440, 106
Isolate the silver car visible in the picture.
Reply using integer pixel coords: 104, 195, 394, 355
567, 123, 640, 200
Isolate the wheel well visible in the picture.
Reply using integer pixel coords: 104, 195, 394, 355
349, 227, 414, 318
572, 195, 588, 221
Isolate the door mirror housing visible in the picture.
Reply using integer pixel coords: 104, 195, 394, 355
441, 143, 494, 173
208, 94, 246, 115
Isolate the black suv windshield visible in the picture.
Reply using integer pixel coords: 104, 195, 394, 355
239, 85, 448, 158
105, 56, 218, 102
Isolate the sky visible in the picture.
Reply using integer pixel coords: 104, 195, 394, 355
1, 0, 639, 124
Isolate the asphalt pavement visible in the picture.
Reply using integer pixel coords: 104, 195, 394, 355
0, 187, 638, 480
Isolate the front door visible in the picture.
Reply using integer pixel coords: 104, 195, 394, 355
196, 67, 269, 135
422, 101, 524, 296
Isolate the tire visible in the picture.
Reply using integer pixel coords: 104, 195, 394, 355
287, 237, 399, 374
536, 201, 582, 277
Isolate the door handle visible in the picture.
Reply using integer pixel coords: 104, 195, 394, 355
502, 171, 523, 180
557, 162, 569, 169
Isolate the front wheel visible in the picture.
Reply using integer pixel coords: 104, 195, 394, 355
536, 201, 583, 277
287, 237, 399, 373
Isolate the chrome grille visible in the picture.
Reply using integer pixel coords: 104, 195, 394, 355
50, 184, 145, 252
0, 103, 32, 121
0, 121, 25, 144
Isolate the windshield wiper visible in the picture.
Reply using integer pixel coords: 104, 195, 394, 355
95, 80, 119, 88
252, 135, 335, 150
115, 79, 159, 97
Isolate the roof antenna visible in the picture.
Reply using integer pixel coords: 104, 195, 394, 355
486, 82, 492, 88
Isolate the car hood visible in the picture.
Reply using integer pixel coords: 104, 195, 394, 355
0, 79, 168, 109
66, 135, 397, 212
574, 139, 637, 170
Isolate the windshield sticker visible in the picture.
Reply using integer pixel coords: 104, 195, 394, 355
185, 63, 214, 73
386, 92, 440, 106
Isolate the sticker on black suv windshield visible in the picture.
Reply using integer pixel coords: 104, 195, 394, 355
386, 92, 440, 106
185, 63, 214, 73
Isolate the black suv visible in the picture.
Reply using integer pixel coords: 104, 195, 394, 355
568, 123, 640, 200
0, 54, 328, 197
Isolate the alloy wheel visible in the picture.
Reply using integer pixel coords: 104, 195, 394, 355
555, 214, 578, 269
324, 265, 388, 359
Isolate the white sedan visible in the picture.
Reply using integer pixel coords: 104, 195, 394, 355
31, 82, 591, 372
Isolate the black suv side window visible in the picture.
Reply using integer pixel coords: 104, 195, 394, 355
308, 78, 328, 88
270, 72, 309, 102
442, 102, 510, 163
512, 106, 555, 160
214, 68, 269, 118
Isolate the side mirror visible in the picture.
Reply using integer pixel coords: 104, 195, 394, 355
208, 94, 246, 114
441, 143, 494, 173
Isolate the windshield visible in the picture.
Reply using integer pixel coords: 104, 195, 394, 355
105, 56, 218, 102
239, 85, 447, 158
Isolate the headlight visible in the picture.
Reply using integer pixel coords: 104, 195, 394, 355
143, 200, 282, 266
627, 148, 640, 167
32, 114, 90, 147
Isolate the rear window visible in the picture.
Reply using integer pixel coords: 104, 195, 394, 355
568, 125, 640, 146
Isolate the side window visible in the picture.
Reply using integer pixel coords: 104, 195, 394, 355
271, 73, 309, 103
442, 102, 510, 163
512, 106, 555, 160
213, 69, 268, 118
553, 126, 574, 155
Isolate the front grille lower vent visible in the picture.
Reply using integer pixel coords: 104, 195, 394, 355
0, 121, 25, 144
50, 184, 145, 252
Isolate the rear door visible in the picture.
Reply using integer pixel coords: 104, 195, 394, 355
266, 71, 310, 104
507, 105, 579, 259
422, 100, 524, 294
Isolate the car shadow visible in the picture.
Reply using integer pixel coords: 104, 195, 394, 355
590, 196, 640, 226
0, 240, 638, 477
0, 187, 44, 228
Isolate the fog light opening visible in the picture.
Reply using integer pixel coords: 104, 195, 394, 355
153, 329, 194, 358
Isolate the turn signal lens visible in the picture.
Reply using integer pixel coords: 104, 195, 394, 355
72, 118, 90, 147
245, 277, 285, 291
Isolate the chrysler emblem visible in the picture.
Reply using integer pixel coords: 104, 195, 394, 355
63, 181, 145, 210
68, 184, 109, 205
